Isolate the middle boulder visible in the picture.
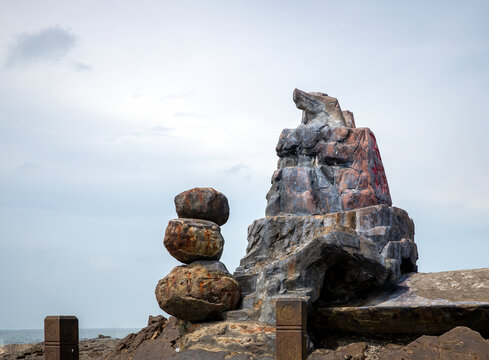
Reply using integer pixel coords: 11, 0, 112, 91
164, 218, 224, 264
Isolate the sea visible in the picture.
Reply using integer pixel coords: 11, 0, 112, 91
0, 328, 140, 345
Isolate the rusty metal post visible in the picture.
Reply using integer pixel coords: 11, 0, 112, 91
44, 316, 79, 360
276, 298, 307, 360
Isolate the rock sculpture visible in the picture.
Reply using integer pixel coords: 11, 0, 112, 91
155, 188, 241, 322
267, 89, 391, 216
233, 89, 418, 325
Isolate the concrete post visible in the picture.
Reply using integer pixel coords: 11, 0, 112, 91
276, 299, 307, 360
44, 316, 79, 360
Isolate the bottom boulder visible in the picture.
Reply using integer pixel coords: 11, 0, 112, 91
155, 261, 241, 322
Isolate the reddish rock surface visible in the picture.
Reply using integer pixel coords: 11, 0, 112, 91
268, 126, 391, 216
164, 218, 224, 263
175, 188, 230, 226
155, 261, 241, 322
267, 89, 391, 217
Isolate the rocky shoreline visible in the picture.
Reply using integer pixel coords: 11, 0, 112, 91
2, 315, 489, 360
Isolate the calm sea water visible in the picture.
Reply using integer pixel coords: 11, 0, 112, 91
0, 328, 140, 345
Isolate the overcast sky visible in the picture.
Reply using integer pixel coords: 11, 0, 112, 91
1, 0, 488, 330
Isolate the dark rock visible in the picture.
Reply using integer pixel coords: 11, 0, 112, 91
78, 339, 120, 359
97, 334, 111, 339
132, 340, 176, 360
308, 349, 352, 359
155, 261, 241, 322
172, 349, 229, 360
234, 205, 417, 324
0, 339, 121, 360
172, 349, 254, 360
155, 316, 180, 348
175, 188, 230, 226
379, 326, 489, 359
164, 218, 224, 263
148, 314, 166, 326
192, 259, 230, 273
106, 315, 178, 360
336, 342, 367, 360
0, 343, 44, 360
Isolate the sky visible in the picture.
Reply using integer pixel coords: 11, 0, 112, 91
0, 0, 488, 330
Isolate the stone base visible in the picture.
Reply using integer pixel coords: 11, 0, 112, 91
234, 205, 417, 325
310, 268, 489, 339
180, 320, 276, 356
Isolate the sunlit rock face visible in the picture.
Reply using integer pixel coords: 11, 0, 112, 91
231, 89, 417, 325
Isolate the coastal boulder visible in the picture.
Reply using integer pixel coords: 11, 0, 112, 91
155, 261, 241, 322
164, 219, 224, 264
175, 187, 230, 226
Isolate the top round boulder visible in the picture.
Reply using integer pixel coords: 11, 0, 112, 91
175, 187, 230, 226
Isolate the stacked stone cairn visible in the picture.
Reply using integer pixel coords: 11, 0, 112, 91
155, 187, 241, 322
166, 90, 488, 356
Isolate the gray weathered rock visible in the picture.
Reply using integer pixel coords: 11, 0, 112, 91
164, 218, 224, 264
293, 89, 346, 127
233, 205, 417, 325
175, 187, 230, 226
311, 268, 489, 338
155, 261, 241, 322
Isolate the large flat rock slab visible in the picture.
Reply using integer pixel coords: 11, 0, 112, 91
311, 268, 489, 337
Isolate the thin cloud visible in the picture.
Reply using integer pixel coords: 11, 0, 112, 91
225, 163, 252, 179
74, 61, 91, 71
150, 125, 174, 135
5, 26, 77, 67
174, 112, 203, 118
113, 125, 175, 141
160, 92, 194, 100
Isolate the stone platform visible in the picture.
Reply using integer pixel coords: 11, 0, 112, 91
310, 268, 489, 338
234, 204, 417, 324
